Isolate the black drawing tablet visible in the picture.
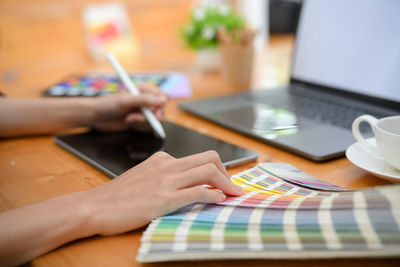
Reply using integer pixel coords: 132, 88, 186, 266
54, 121, 258, 178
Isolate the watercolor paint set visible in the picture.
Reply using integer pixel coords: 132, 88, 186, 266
43, 72, 191, 99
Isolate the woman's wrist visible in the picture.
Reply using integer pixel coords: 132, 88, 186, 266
57, 190, 102, 239
66, 98, 98, 128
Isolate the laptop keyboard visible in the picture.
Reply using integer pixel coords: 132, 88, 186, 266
294, 96, 370, 131
290, 87, 389, 133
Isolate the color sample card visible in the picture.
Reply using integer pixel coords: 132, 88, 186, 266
258, 162, 349, 191
137, 163, 400, 262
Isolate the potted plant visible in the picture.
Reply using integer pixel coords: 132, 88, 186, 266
181, 4, 245, 71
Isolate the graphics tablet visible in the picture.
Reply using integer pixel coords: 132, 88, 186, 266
54, 121, 258, 178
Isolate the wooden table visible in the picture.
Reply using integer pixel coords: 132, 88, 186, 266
0, 1, 398, 266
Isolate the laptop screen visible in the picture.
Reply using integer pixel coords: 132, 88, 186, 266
292, 0, 400, 103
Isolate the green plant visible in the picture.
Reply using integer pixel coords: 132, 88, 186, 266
181, 4, 245, 50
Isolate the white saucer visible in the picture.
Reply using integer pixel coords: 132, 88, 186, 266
346, 138, 400, 182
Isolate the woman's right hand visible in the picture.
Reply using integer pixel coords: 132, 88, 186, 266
86, 150, 243, 236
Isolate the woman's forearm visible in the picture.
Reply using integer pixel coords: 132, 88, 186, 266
0, 191, 98, 267
0, 88, 168, 138
0, 150, 241, 266
0, 98, 95, 137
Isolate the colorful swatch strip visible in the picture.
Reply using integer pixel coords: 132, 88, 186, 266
137, 163, 400, 262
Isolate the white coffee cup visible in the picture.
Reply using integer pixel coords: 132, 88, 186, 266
352, 115, 400, 170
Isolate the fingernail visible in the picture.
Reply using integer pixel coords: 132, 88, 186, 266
125, 114, 136, 123
235, 185, 243, 195
219, 193, 227, 201
156, 109, 163, 119
152, 96, 166, 105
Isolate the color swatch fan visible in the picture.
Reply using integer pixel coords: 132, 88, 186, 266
137, 163, 400, 262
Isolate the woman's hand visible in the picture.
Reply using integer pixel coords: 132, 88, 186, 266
87, 150, 243, 235
0, 83, 167, 138
89, 82, 168, 132
0, 150, 241, 266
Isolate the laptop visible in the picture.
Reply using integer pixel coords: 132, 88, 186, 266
180, 0, 400, 161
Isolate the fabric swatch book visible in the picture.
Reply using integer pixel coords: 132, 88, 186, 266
137, 163, 400, 262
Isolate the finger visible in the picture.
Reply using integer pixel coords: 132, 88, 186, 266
175, 186, 227, 206
119, 94, 166, 110
125, 113, 147, 123
155, 186, 226, 218
137, 82, 168, 99
148, 105, 165, 120
174, 163, 242, 196
175, 150, 229, 178
136, 82, 158, 93
155, 108, 164, 120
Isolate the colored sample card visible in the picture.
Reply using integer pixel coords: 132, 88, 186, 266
258, 163, 350, 191
137, 163, 400, 262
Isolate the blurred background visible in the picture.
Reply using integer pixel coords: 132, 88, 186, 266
0, 0, 301, 98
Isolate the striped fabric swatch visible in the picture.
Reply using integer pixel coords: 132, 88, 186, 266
137, 163, 400, 262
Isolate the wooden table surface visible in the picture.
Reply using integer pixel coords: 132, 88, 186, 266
0, 0, 398, 266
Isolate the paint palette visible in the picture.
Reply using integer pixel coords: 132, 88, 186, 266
43, 73, 191, 99
137, 163, 400, 262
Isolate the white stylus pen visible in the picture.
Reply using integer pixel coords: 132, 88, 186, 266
106, 52, 167, 139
